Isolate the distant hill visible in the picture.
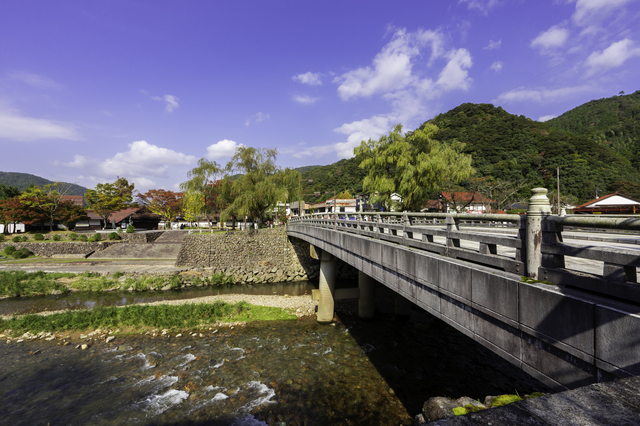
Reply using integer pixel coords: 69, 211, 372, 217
421, 102, 640, 202
298, 158, 366, 203
0, 172, 88, 196
546, 90, 640, 171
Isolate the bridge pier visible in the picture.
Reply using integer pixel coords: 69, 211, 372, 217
358, 271, 375, 319
317, 249, 336, 324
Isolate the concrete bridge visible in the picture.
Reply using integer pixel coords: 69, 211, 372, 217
287, 188, 640, 392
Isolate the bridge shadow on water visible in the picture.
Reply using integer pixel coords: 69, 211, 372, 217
331, 296, 551, 417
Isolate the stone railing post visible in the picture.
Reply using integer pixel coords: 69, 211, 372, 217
526, 188, 551, 279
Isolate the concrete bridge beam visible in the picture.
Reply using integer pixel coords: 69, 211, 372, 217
317, 249, 336, 324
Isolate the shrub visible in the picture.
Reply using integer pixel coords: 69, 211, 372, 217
89, 233, 102, 242
69, 233, 78, 241
13, 248, 32, 259
126, 225, 135, 233
78, 235, 88, 242
34, 233, 44, 241
52, 234, 61, 241
108, 232, 120, 241
4, 246, 16, 255
21, 236, 28, 242
0, 235, 4, 242
12, 236, 21, 243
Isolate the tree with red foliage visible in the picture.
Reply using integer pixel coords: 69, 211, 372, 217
0, 197, 47, 233
56, 201, 88, 230
136, 189, 183, 225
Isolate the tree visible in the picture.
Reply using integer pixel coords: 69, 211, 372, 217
335, 190, 353, 199
180, 159, 223, 231
136, 189, 183, 226
56, 201, 88, 230
20, 182, 74, 232
181, 190, 204, 225
85, 177, 135, 230
0, 184, 20, 200
354, 123, 474, 211
224, 146, 293, 228
0, 197, 47, 233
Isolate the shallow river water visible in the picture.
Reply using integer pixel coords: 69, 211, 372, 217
0, 285, 549, 425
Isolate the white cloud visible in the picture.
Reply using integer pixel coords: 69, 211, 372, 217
585, 38, 640, 75
493, 85, 591, 104
436, 49, 473, 92
484, 39, 502, 50
0, 107, 79, 141
333, 115, 394, 159
206, 139, 241, 159
100, 140, 196, 178
531, 25, 570, 50
9, 72, 62, 90
152, 94, 180, 113
458, 0, 500, 14
538, 115, 557, 122
490, 61, 503, 72
244, 112, 270, 126
572, 0, 634, 27
63, 155, 89, 168
293, 94, 319, 104
132, 177, 156, 189
334, 28, 443, 100
292, 72, 322, 86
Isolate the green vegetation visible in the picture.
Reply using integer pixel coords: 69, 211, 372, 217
34, 233, 44, 241
0, 301, 297, 334
52, 234, 61, 241
298, 159, 366, 203
0, 271, 236, 297
85, 177, 135, 230
428, 102, 640, 203
355, 123, 473, 211
126, 225, 134, 233
0, 172, 87, 196
108, 232, 119, 240
2, 246, 32, 260
69, 233, 78, 241
78, 234, 88, 242
89, 233, 102, 242
490, 394, 523, 407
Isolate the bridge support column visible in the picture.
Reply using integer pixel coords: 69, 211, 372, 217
358, 271, 375, 319
526, 188, 551, 279
317, 250, 336, 324
394, 294, 412, 321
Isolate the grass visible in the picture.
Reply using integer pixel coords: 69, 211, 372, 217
0, 301, 297, 334
0, 270, 236, 297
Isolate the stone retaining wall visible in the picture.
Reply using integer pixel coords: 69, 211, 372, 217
0, 242, 120, 257
117, 231, 164, 243
176, 228, 356, 284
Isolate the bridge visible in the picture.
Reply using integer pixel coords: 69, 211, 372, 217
287, 188, 640, 392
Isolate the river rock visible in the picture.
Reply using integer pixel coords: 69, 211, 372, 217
51, 289, 63, 295
422, 396, 459, 422
456, 396, 486, 410
106, 336, 115, 343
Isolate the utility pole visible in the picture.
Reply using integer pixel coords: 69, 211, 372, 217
557, 167, 560, 215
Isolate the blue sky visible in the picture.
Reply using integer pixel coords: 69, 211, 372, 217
1, 0, 639, 192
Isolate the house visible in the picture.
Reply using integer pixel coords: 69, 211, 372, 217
61, 195, 84, 206
310, 198, 357, 214
427, 192, 493, 213
75, 206, 161, 230
573, 193, 640, 214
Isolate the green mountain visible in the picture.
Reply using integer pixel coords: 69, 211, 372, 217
546, 90, 640, 172
0, 172, 88, 196
424, 102, 640, 202
298, 158, 366, 203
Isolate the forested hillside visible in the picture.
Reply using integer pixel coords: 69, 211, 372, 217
298, 158, 366, 203
425, 103, 640, 202
546, 91, 640, 172
0, 172, 88, 196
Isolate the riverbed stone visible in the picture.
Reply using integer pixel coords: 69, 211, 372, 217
423, 396, 459, 422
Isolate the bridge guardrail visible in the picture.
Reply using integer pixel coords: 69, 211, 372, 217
288, 188, 640, 303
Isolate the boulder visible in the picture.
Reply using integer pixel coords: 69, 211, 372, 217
422, 396, 459, 422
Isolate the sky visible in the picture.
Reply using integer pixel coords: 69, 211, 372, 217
1, 0, 639, 192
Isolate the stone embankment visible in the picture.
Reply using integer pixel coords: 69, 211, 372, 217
0, 241, 120, 257
177, 228, 323, 284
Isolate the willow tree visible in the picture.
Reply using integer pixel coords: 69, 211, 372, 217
354, 123, 473, 211
180, 158, 223, 231
224, 146, 297, 228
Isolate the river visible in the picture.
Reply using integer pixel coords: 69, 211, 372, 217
0, 283, 549, 425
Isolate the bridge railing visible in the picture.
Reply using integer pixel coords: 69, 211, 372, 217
540, 215, 640, 302
289, 210, 526, 274
289, 188, 640, 303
